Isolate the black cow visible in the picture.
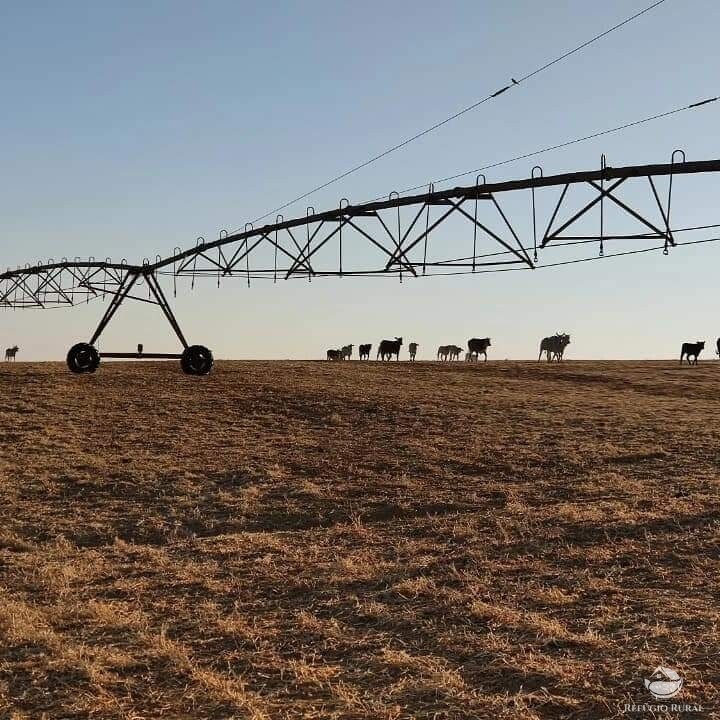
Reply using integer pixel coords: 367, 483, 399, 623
680, 341, 705, 365
539, 333, 571, 362
408, 342, 418, 361
377, 337, 403, 361
468, 337, 491, 361
716, 338, 720, 359
326, 349, 341, 361
359, 343, 372, 360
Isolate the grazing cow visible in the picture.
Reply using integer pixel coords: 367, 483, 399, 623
326, 349, 341, 361
377, 337, 403, 361
680, 340, 705, 365
408, 342, 418, 361
340, 344, 353, 360
4, 346, 18, 361
538, 333, 571, 362
449, 345, 462, 361
437, 345, 450, 361
468, 337, 491, 361
359, 343, 372, 360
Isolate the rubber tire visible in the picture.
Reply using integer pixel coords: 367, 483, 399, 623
67, 343, 100, 374
180, 345, 213, 376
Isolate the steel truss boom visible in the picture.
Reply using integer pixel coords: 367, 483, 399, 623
1, 153, 718, 375
150, 156, 720, 277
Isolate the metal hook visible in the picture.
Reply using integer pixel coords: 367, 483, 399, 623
142, 258, 150, 297
666, 149, 685, 253
274, 215, 283, 283
530, 167, 543, 263
214, 233, 228, 284
472, 177, 486, 272
387, 193, 402, 281
86, 258, 96, 302
423, 185, 434, 275
72, 260, 80, 302
102, 257, 112, 301
172, 247, 181, 296
243, 225, 253, 287
191, 239, 203, 290
218, 229, 228, 280
598, 155, 608, 257
671, 149, 686, 165
305, 208, 315, 282
339, 199, 349, 275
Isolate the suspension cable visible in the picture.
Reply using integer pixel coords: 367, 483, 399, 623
240, 0, 670, 228
366, 97, 719, 201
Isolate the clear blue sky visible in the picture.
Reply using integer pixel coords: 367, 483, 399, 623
2, 0, 719, 360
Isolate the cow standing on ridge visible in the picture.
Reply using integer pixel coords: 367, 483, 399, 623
359, 344, 372, 360
326, 349, 341, 361
340, 344, 353, 360
538, 333, 571, 362
377, 337, 402, 361
467, 337, 491, 361
680, 341, 705, 365
4, 346, 18, 361
408, 342, 418, 361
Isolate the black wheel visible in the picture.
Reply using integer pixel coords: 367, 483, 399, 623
67, 343, 100, 374
180, 345, 213, 376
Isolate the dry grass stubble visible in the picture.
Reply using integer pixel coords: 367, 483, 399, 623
0, 359, 718, 718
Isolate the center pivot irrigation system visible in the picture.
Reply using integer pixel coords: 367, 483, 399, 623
2, 151, 719, 375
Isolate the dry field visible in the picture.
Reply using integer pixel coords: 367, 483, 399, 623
0, 360, 718, 719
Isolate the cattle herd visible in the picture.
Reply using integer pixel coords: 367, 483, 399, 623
325, 335, 720, 364
326, 334, 565, 362
1, 339, 719, 365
